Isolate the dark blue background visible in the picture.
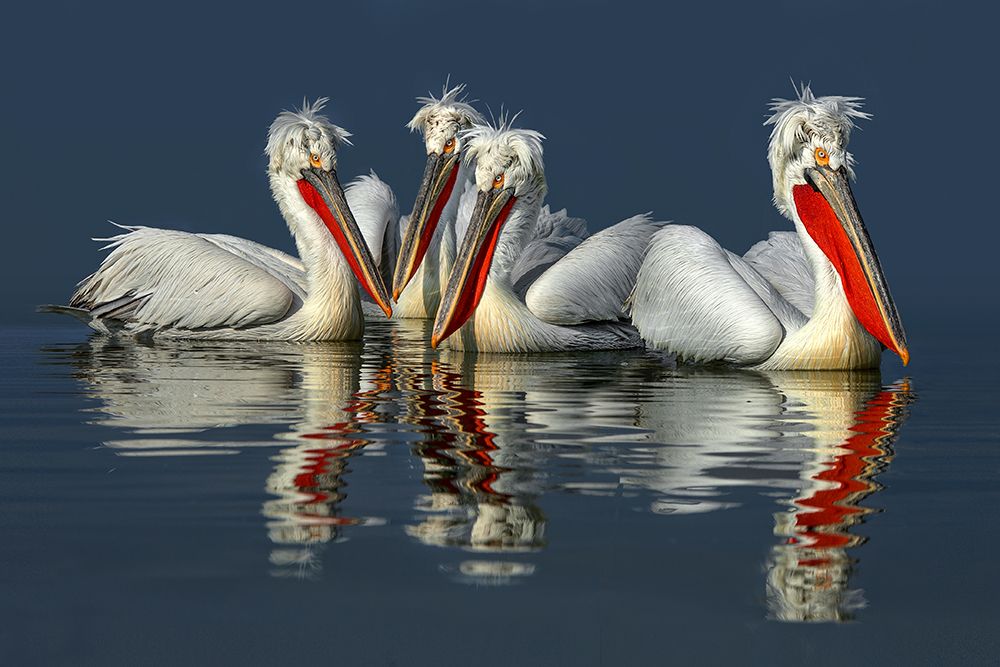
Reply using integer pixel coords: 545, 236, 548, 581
2, 0, 995, 356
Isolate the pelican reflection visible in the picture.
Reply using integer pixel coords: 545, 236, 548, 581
391, 322, 550, 584
763, 375, 912, 622
626, 366, 912, 621
62, 335, 394, 578
55, 327, 913, 610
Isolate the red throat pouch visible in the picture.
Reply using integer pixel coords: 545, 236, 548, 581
297, 178, 377, 301
438, 196, 517, 343
792, 184, 897, 354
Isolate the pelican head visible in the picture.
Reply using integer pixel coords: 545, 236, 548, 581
266, 98, 392, 316
431, 120, 547, 348
765, 85, 908, 364
392, 83, 485, 300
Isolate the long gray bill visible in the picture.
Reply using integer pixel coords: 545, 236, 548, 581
431, 186, 515, 348
392, 151, 460, 300
805, 165, 908, 363
302, 167, 393, 318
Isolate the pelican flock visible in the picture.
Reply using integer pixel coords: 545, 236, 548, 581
44, 83, 908, 369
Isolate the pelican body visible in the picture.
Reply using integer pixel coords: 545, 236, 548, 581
43, 99, 392, 340
629, 87, 908, 370
431, 122, 664, 353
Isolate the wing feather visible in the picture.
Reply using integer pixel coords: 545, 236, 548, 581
345, 171, 400, 287
509, 206, 589, 298
743, 231, 815, 316
71, 227, 297, 332
628, 225, 788, 365
526, 214, 663, 325
198, 233, 306, 298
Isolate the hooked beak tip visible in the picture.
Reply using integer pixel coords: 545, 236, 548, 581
900, 347, 910, 366
392, 287, 402, 302
430, 334, 441, 349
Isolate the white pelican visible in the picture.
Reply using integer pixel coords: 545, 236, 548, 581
628, 86, 908, 370
431, 121, 664, 352
42, 99, 392, 340
391, 82, 483, 318
392, 83, 593, 322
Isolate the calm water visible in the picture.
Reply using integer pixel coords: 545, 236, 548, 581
1, 321, 997, 665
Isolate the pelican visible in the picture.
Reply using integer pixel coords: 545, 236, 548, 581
41, 99, 392, 340
393, 82, 593, 321
391, 82, 483, 318
628, 86, 908, 369
431, 121, 664, 352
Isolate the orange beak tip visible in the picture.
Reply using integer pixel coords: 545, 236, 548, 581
900, 348, 910, 366
392, 288, 401, 302
430, 336, 440, 349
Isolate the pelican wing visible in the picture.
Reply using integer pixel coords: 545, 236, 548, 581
70, 226, 298, 332
509, 206, 589, 298
198, 234, 306, 298
344, 171, 401, 288
628, 225, 800, 365
525, 214, 662, 325
743, 231, 815, 316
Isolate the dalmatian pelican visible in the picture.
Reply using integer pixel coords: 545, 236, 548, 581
431, 120, 664, 352
42, 99, 393, 340
628, 86, 908, 369
392, 82, 595, 322
391, 82, 483, 318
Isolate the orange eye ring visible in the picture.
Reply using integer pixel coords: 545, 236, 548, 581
492, 173, 505, 190
309, 153, 322, 168
443, 138, 455, 154
815, 147, 830, 167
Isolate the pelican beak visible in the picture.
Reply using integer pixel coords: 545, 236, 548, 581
430, 187, 516, 348
392, 151, 462, 300
299, 168, 393, 318
796, 166, 908, 364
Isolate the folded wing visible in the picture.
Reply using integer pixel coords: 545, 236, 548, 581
526, 214, 663, 325
743, 231, 815, 317
70, 226, 298, 332
628, 225, 796, 365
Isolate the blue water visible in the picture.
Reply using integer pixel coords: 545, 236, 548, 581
1, 321, 997, 665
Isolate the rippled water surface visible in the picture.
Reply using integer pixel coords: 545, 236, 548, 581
2, 322, 997, 665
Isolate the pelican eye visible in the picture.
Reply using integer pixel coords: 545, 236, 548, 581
309, 153, 323, 168
443, 138, 456, 154
492, 173, 505, 190
814, 147, 830, 167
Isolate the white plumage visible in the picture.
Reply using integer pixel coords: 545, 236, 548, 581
344, 171, 406, 315
43, 99, 394, 340
629, 85, 908, 370
394, 83, 596, 325
433, 120, 666, 353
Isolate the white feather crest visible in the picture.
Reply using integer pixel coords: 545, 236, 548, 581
462, 116, 546, 196
266, 98, 352, 167
764, 84, 872, 217
765, 83, 870, 166
406, 80, 484, 133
